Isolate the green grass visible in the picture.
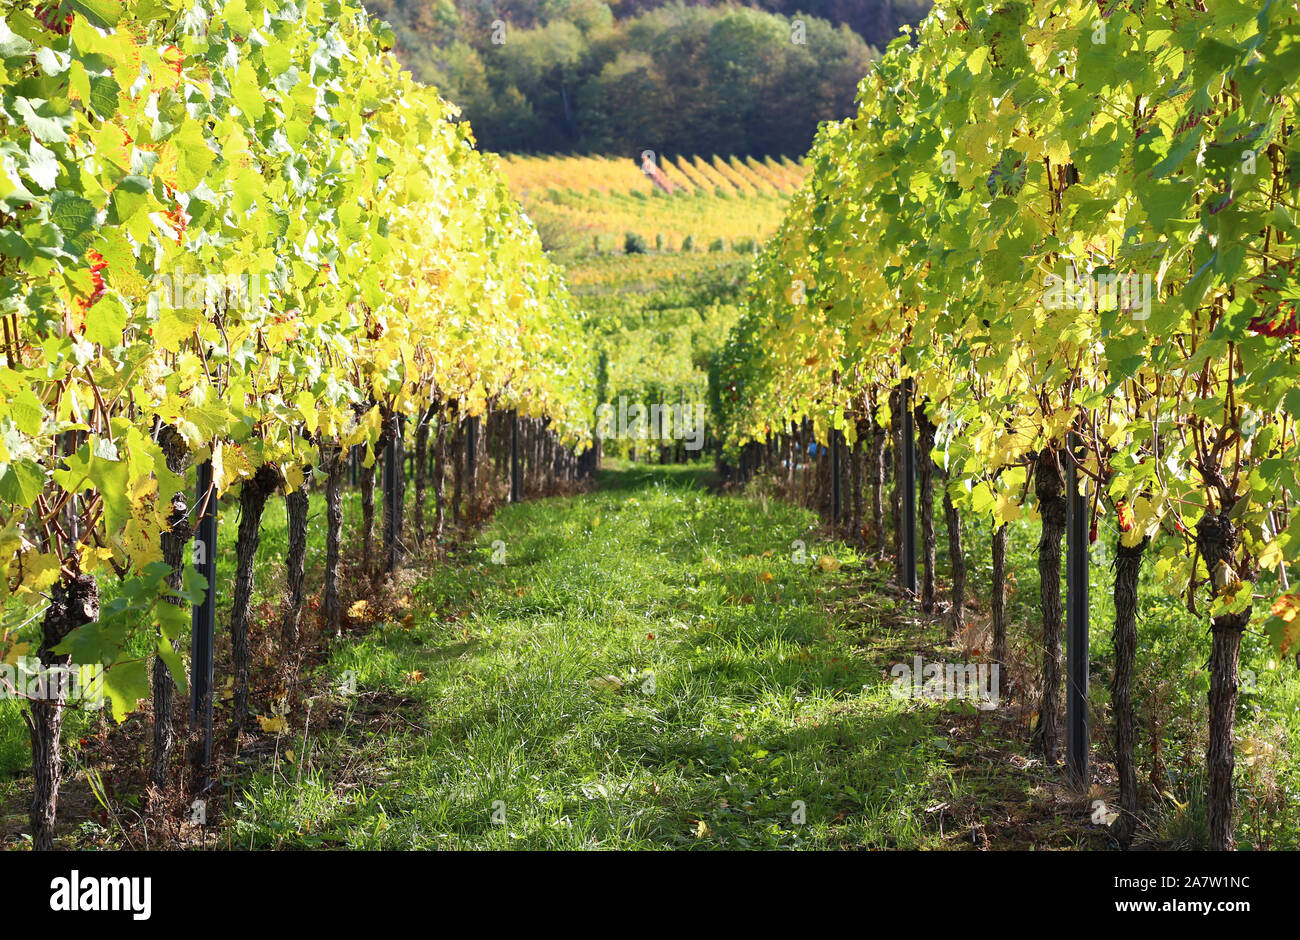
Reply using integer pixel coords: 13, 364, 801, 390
5, 460, 1296, 849
227, 463, 970, 849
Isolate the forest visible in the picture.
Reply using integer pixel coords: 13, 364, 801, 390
363, 0, 920, 154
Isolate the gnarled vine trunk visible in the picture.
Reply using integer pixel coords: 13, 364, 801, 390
413, 411, 431, 545
1111, 535, 1148, 847
991, 523, 1009, 672
27, 573, 99, 850
433, 413, 448, 540
871, 418, 886, 557
280, 471, 310, 648
150, 425, 189, 793
451, 418, 463, 525
380, 412, 403, 575
231, 465, 280, 733
1032, 448, 1067, 763
850, 420, 865, 546
466, 416, 479, 521
322, 444, 344, 635
915, 404, 937, 612
943, 490, 965, 637
1196, 510, 1251, 852
360, 454, 377, 575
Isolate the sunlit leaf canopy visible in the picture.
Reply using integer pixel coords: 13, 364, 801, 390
714, 0, 1300, 654
0, 0, 597, 711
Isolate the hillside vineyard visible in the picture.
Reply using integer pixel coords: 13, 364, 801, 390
0, 0, 1298, 866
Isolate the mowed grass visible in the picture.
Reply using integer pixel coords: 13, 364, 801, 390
6, 457, 1295, 849
228, 462, 965, 849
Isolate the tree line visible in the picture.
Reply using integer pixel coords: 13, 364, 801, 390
365, 0, 900, 156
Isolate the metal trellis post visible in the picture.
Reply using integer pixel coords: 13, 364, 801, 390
1066, 429, 1091, 787
190, 459, 217, 785
831, 428, 843, 526
901, 378, 917, 595
510, 410, 521, 503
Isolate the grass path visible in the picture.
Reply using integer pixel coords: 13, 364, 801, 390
230, 462, 1094, 850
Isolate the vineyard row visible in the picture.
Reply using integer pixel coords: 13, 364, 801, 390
711, 0, 1300, 850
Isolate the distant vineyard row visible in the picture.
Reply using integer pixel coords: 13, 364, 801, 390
499, 154, 808, 199
500, 155, 805, 255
